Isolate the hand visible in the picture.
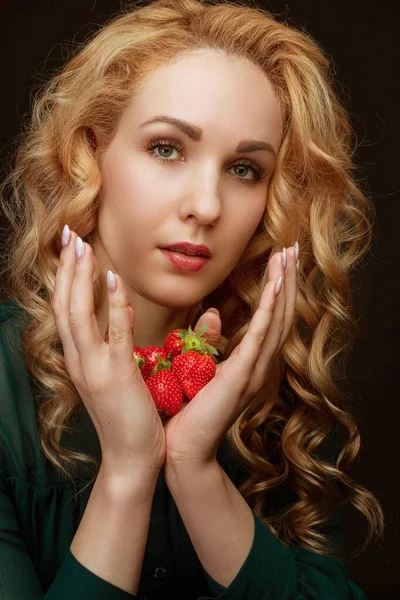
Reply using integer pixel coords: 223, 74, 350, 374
163, 247, 298, 466
51, 229, 166, 476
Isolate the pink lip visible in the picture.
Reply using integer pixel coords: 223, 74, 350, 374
161, 241, 211, 258
159, 249, 210, 271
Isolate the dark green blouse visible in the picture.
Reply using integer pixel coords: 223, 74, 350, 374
0, 298, 367, 599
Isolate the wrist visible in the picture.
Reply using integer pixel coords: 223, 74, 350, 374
99, 459, 160, 494
165, 457, 219, 482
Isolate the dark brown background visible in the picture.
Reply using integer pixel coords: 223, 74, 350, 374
0, 1, 399, 597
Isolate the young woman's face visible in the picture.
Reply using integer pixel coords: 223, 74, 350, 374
96, 50, 283, 310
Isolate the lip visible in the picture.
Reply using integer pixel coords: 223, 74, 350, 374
159, 249, 210, 271
160, 241, 212, 258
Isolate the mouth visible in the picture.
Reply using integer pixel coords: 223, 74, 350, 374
164, 248, 207, 257
160, 241, 212, 258
159, 248, 210, 272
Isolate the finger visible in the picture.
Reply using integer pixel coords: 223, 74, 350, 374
230, 277, 278, 381
250, 246, 299, 396
278, 246, 297, 348
250, 251, 289, 390
106, 272, 136, 368
226, 249, 284, 381
193, 310, 221, 349
69, 238, 105, 366
51, 230, 83, 377
105, 303, 134, 344
261, 247, 287, 354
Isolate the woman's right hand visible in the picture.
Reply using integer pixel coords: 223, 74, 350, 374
51, 228, 167, 477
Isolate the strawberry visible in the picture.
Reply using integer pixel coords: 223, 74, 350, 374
171, 350, 216, 400
133, 345, 146, 369
145, 355, 183, 416
140, 346, 168, 380
163, 324, 219, 359
163, 328, 185, 358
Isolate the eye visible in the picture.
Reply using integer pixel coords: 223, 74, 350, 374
144, 138, 265, 184
146, 138, 185, 162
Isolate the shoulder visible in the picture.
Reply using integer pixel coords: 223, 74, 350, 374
0, 298, 39, 479
0, 298, 31, 376
0, 297, 32, 321
0, 298, 30, 330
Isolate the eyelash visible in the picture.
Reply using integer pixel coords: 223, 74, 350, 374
144, 137, 265, 184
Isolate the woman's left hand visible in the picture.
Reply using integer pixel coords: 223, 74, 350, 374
163, 246, 298, 467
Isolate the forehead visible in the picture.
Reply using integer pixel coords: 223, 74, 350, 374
120, 51, 283, 150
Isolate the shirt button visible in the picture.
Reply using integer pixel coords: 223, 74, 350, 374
154, 566, 167, 580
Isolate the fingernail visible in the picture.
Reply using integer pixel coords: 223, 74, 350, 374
107, 269, 117, 292
206, 308, 219, 316
75, 237, 85, 260
296, 259, 299, 272
275, 275, 283, 296
62, 224, 71, 248
294, 241, 299, 262
282, 247, 287, 270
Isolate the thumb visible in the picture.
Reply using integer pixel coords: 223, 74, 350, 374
193, 308, 221, 349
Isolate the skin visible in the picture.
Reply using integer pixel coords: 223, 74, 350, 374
91, 49, 283, 349
55, 52, 299, 588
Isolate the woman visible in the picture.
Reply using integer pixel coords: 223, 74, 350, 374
0, 0, 384, 598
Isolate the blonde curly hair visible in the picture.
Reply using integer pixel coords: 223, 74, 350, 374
0, 0, 384, 562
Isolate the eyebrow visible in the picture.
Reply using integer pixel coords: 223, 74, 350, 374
139, 115, 277, 157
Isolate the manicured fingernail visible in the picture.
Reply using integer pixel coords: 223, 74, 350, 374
282, 247, 287, 270
62, 224, 71, 248
107, 269, 117, 292
207, 308, 219, 316
294, 241, 299, 262
296, 259, 299, 271
275, 275, 283, 296
75, 237, 85, 260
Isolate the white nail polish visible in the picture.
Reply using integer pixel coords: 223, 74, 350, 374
294, 241, 300, 263
275, 276, 283, 296
282, 247, 287, 269
62, 224, 71, 247
75, 237, 85, 260
107, 270, 117, 292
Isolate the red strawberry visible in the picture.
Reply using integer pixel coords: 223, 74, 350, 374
163, 328, 185, 358
133, 345, 146, 369
140, 346, 168, 379
163, 324, 219, 359
146, 366, 183, 416
171, 350, 216, 400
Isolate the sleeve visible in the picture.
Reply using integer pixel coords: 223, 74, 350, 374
199, 509, 368, 600
0, 467, 139, 599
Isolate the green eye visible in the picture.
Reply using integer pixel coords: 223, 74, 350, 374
146, 138, 265, 184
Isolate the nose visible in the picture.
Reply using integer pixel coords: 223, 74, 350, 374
181, 169, 223, 226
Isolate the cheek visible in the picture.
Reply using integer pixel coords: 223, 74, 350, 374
235, 201, 266, 242
101, 151, 168, 231
102, 152, 150, 206
223, 204, 266, 265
